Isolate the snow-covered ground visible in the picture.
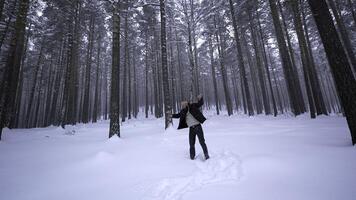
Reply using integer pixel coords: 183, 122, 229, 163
1, 113, 356, 200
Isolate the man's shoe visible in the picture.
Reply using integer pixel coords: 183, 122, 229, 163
205, 154, 210, 160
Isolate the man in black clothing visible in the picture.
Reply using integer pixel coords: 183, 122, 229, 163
172, 95, 210, 160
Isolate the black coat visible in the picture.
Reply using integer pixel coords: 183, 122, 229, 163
172, 98, 206, 129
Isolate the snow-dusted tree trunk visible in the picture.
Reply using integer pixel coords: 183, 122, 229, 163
160, 0, 172, 129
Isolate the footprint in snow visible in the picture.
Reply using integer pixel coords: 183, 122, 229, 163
143, 151, 242, 200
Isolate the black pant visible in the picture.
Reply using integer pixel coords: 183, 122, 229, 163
189, 124, 209, 159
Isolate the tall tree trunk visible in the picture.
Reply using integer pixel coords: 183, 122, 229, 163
248, 8, 270, 115
268, 0, 303, 115
160, 0, 173, 129
228, 0, 253, 116
307, 0, 356, 144
93, 33, 102, 123
208, 35, 219, 115
168, 24, 177, 113
183, 0, 198, 98
300, 0, 328, 115
122, 13, 128, 122
83, 15, 95, 123
26, 45, 45, 127
145, 33, 149, 118
214, 15, 233, 116
328, 0, 356, 75
242, 32, 260, 114
190, 0, 200, 96
278, 0, 306, 114
289, 0, 316, 118
0, 0, 30, 139
43, 56, 55, 126
62, 1, 80, 126
13, 22, 32, 127
255, 0, 278, 116
128, 42, 132, 120
109, 1, 121, 138
132, 47, 138, 118
174, 26, 184, 102
50, 37, 66, 125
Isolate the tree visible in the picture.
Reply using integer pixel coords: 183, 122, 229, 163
0, 0, 30, 140
268, 0, 304, 116
229, 0, 253, 116
160, 0, 173, 129
109, 1, 121, 138
82, 14, 95, 123
307, 0, 356, 144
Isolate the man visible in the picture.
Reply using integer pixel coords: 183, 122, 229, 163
172, 94, 210, 160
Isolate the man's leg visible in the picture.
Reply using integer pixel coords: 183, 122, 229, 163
196, 125, 209, 159
189, 127, 196, 160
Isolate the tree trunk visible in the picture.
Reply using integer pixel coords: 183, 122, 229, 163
278, 0, 306, 114
122, 13, 128, 122
160, 0, 173, 129
300, 0, 328, 115
214, 15, 233, 116
228, 0, 253, 116
269, 0, 303, 115
307, 0, 356, 144
255, 1, 278, 116
93, 32, 102, 123
208, 35, 219, 115
328, 0, 356, 76
0, 0, 30, 139
248, 7, 270, 115
109, 1, 121, 138
26, 45, 45, 127
183, 0, 198, 98
289, 0, 316, 118
145, 33, 149, 118
83, 14, 95, 123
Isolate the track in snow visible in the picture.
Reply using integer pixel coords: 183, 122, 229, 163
143, 151, 242, 200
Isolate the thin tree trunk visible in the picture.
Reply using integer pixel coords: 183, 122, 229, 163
145, 33, 149, 118
208, 35, 219, 115
93, 33, 102, 123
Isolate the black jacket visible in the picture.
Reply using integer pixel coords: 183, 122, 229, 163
172, 98, 206, 129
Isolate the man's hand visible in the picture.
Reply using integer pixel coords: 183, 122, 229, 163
197, 94, 203, 100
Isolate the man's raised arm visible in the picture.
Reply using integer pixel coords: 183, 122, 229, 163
196, 94, 204, 108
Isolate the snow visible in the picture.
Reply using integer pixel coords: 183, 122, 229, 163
1, 113, 356, 200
